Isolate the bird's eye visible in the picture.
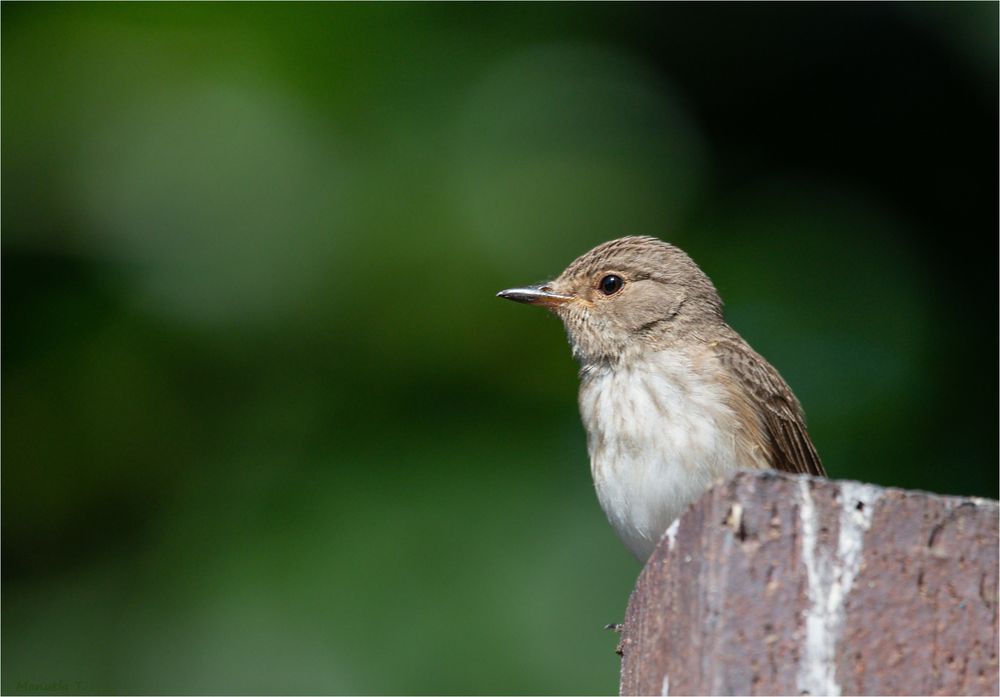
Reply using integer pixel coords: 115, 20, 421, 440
599, 274, 624, 295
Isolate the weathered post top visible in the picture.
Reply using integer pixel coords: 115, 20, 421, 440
618, 471, 999, 696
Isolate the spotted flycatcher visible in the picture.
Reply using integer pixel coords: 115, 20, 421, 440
498, 236, 825, 561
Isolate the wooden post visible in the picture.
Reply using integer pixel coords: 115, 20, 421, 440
618, 471, 999, 696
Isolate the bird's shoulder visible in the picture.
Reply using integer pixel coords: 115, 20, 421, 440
707, 330, 826, 477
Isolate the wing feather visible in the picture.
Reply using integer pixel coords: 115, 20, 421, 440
713, 337, 826, 477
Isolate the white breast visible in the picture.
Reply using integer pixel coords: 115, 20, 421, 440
579, 349, 741, 561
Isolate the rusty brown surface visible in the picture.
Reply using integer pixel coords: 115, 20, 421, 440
618, 471, 999, 696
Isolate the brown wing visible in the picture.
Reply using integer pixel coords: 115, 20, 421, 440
712, 337, 826, 477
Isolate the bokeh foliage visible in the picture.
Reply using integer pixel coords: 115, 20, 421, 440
3, 3, 997, 694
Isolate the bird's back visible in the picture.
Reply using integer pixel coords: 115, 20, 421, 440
710, 328, 826, 477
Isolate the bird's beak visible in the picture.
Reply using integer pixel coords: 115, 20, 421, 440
496, 284, 574, 308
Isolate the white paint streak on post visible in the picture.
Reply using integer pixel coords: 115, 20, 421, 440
797, 479, 833, 695
796, 479, 881, 696
833, 481, 880, 615
660, 673, 669, 696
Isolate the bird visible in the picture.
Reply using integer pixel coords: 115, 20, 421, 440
497, 235, 825, 562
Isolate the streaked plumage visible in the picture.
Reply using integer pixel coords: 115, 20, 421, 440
499, 236, 825, 560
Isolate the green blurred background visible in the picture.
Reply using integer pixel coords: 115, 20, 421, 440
3, 3, 997, 694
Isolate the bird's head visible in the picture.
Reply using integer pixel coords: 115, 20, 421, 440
498, 236, 724, 367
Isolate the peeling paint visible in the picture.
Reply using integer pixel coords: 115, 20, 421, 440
796, 479, 881, 696
664, 518, 680, 551
725, 503, 743, 534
